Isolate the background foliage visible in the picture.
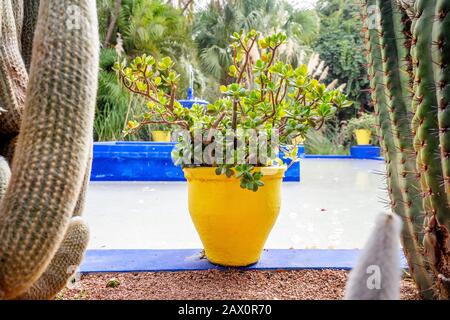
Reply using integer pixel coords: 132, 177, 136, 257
94, 0, 374, 154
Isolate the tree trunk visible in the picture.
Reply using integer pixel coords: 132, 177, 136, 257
104, 0, 122, 47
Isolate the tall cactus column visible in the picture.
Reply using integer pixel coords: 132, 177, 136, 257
0, 0, 27, 136
363, 0, 403, 217
412, 1, 450, 298
434, 0, 450, 223
412, 0, 450, 223
21, 0, 40, 71
376, 0, 434, 298
363, 0, 450, 299
366, 0, 432, 297
0, 0, 99, 300
430, 0, 450, 297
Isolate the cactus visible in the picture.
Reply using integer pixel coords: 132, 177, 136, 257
345, 213, 403, 300
0, 0, 99, 300
362, 0, 450, 299
21, 1, 40, 71
0, 0, 27, 136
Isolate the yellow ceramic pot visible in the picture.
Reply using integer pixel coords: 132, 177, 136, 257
184, 166, 286, 267
151, 131, 171, 142
354, 129, 371, 145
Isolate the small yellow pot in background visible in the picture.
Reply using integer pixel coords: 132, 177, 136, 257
184, 166, 286, 267
354, 129, 371, 145
292, 136, 305, 145
151, 131, 171, 142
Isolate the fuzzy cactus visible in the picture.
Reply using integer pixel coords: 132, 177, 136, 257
362, 0, 450, 299
345, 213, 403, 300
0, 0, 98, 300
0, 0, 27, 136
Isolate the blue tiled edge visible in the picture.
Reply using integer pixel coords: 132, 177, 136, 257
90, 142, 384, 183
91, 142, 302, 182
79, 249, 408, 273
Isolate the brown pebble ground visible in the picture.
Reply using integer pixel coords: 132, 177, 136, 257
57, 270, 420, 300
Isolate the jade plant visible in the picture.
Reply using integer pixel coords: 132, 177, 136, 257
116, 30, 352, 191
361, 0, 450, 299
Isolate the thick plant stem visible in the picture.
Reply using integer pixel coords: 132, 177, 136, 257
363, 0, 404, 216
412, 0, 450, 228
21, 0, 40, 71
0, 0, 27, 135
0, 0, 99, 300
11, 0, 24, 45
429, 0, 450, 298
434, 0, 450, 223
377, 0, 434, 299
16, 218, 90, 300
395, 5, 414, 110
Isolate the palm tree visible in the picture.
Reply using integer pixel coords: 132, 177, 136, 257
194, 0, 321, 83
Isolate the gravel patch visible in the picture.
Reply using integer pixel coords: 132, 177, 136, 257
57, 270, 420, 300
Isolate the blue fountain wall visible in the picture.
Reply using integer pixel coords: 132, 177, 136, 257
90, 142, 381, 183
91, 142, 303, 182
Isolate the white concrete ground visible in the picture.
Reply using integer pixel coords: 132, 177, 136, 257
84, 159, 388, 250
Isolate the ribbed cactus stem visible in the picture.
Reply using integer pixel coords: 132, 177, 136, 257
377, 0, 434, 298
429, 0, 450, 298
17, 156, 93, 300
395, 5, 414, 109
345, 213, 403, 300
0, 0, 99, 300
21, 0, 40, 71
17, 218, 89, 300
11, 0, 24, 44
0, 0, 27, 135
379, 0, 424, 228
434, 0, 450, 228
363, 0, 404, 216
73, 146, 93, 217
412, 0, 450, 225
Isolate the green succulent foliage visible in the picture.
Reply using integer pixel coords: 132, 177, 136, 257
118, 30, 352, 191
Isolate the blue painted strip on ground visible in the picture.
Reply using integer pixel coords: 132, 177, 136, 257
79, 249, 408, 273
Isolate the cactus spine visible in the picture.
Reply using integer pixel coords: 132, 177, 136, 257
21, 1, 40, 71
363, 0, 450, 299
0, 0, 99, 300
363, 1, 404, 217
374, 0, 434, 298
430, 0, 450, 297
0, 0, 27, 135
434, 0, 450, 218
